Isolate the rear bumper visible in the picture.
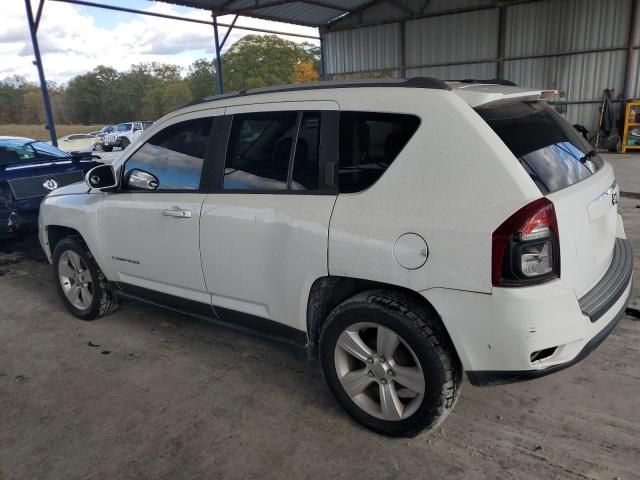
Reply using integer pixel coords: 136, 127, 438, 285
421, 238, 633, 385
466, 280, 631, 385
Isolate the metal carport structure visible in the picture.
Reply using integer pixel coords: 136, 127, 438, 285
24, 0, 355, 146
25, 0, 640, 145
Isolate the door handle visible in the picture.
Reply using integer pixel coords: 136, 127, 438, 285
162, 208, 192, 218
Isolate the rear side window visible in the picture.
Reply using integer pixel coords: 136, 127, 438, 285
123, 117, 212, 191
477, 102, 603, 194
224, 111, 321, 191
338, 112, 420, 193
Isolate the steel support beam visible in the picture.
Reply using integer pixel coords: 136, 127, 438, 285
213, 15, 224, 94
399, 19, 406, 78
220, 14, 238, 49
496, 4, 506, 79
52, 0, 320, 39
34, 0, 45, 31
319, 35, 326, 80
623, 0, 639, 100
24, 0, 58, 147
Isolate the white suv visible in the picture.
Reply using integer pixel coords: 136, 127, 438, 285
102, 121, 153, 152
38, 79, 633, 436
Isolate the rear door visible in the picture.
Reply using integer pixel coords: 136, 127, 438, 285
200, 101, 339, 334
478, 101, 618, 296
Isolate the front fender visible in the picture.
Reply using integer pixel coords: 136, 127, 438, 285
39, 193, 113, 280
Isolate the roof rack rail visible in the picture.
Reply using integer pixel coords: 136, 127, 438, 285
453, 78, 518, 86
184, 77, 451, 108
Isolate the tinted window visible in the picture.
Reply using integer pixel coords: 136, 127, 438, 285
225, 111, 320, 191
117, 123, 132, 132
338, 112, 420, 193
124, 117, 212, 191
477, 102, 603, 194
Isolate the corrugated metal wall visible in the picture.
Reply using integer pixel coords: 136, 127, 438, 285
323, 0, 640, 130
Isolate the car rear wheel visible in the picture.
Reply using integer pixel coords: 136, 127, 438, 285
320, 290, 461, 437
52, 236, 118, 321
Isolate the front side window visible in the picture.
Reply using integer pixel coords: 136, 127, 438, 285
224, 111, 321, 191
477, 102, 603, 194
123, 117, 212, 191
338, 112, 420, 193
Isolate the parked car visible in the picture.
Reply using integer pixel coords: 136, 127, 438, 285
55, 134, 99, 155
0, 136, 101, 239
89, 125, 115, 137
38, 79, 632, 437
102, 121, 153, 152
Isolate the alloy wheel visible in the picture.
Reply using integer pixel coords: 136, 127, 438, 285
333, 322, 425, 421
58, 250, 94, 310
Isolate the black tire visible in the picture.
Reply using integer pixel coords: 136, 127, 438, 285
103, 145, 113, 152
52, 236, 118, 321
320, 290, 462, 437
119, 137, 130, 150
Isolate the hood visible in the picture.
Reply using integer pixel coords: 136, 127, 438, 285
46, 181, 90, 197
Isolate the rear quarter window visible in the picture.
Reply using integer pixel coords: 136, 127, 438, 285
477, 102, 603, 194
338, 112, 420, 193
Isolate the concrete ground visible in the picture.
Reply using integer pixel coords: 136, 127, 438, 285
0, 154, 639, 480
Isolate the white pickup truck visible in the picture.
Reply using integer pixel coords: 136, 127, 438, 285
102, 121, 153, 152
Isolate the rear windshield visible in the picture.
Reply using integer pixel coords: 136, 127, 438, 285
477, 102, 603, 194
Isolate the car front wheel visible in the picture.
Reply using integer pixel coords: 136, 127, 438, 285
52, 236, 118, 321
320, 290, 461, 437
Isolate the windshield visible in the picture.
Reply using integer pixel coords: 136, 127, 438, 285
477, 102, 603, 194
0, 139, 70, 166
117, 123, 132, 132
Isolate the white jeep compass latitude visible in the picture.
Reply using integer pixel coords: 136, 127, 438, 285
39, 78, 633, 436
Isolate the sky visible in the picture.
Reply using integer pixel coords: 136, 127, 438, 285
3, 0, 319, 84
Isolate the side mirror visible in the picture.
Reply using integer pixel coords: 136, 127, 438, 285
86, 164, 117, 190
124, 169, 159, 191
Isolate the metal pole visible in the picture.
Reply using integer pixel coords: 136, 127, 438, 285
24, 0, 58, 146
213, 15, 224, 95
496, 5, 506, 79
319, 35, 326, 80
220, 14, 238, 49
399, 20, 406, 78
623, 0, 638, 100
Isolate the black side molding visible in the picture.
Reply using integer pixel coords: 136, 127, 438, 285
467, 280, 632, 386
113, 282, 308, 348
579, 238, 633, 323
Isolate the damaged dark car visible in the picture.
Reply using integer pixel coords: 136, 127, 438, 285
0, 137, 101, 239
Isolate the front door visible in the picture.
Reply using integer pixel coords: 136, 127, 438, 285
200, 102, 339, 333
98, 111, 221, 305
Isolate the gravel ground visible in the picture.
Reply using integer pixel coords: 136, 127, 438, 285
0, 155, 638, 480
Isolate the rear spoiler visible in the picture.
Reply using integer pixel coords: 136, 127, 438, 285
451, 85, 558, 108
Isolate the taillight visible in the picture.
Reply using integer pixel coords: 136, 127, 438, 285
492, 198, 560, 287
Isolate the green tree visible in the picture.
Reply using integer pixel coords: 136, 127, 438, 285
219, 35, 320, 92
187, 59, 216, 99
22, 88, 44, 124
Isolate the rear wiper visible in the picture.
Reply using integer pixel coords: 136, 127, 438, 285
580, 149, 598, 173
580, 149, 597, 163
